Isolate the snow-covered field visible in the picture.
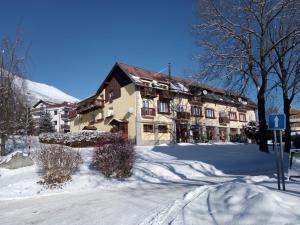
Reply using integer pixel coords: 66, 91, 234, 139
0, 138, 300, 225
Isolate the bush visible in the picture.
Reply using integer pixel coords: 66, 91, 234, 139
92, 136, 135, 179
36, 144, 82, 187
39, 131, 122, 147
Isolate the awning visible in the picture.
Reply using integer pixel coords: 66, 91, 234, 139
82, 125, 97, 130
109, 119, 128, 126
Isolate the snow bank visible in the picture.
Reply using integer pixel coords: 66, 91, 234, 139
0, 145, 224, 200
140, 182, 300, 225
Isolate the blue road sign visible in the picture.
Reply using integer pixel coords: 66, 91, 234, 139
268, 114, 286, 130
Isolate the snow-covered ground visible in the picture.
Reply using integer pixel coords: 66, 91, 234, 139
0, 139, 300, 225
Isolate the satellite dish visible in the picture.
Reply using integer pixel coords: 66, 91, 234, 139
203, 90, 208, 95
152, 80, 158, 87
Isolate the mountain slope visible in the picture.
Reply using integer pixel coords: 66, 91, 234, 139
24, 78, 79, 105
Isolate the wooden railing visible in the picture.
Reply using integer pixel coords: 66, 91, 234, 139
176, 112, 191, 120
141, 107, 156, 117
219, 116, 230, 124
159, 90, 173, 100
77, 99, 104, 114
140, 87, 157, 98
60, 124, 70, 130
188, 96, 202, 104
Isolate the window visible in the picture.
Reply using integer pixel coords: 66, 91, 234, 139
108, 90, 114, 100
53, 121, 57, 125
158, 125, 168, 133
143, 99, 150, 108
176, 104, 184, 112
205, 108, 215, 118
143, 124, 154, 133
158, 101, 169, 113
54, 110, 57, 115
249, 114, 253, 121
229, 112, 237, 121
239, 113, 247, 122
191, 106, 201, 116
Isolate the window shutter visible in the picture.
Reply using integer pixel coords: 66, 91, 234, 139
157, 100, 160, 113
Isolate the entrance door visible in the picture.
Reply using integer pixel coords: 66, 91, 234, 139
118, 123, 128, 141
176, 123, 188, 143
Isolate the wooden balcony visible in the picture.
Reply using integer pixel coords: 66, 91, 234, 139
140, 87, 157, 98
188, 95, 202, 105
141, 107, 156, 117
219, 116, 230, 124
60, 124, 70, 130
61, 114, 69, 120
159, 90, 173, 100
176, 112, 191, 120
77, 99, 104, 114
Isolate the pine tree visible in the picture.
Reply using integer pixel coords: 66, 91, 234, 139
39, 111, 55, 134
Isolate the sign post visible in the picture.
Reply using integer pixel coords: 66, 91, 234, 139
268, 114, 286, 191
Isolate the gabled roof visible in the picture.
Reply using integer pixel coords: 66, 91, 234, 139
33, 99, 77, 109
79, 62, 256, 109
117, 63, 256, 108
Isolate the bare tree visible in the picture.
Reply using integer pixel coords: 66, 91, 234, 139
194, 0, 298, 152
0, 34, 27, 156
268, 1, 300, 151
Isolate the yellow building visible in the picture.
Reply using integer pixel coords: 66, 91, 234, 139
70, 63, 257, 145
290, 108, 300, 133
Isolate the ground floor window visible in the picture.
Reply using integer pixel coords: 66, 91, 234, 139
158, 125, 168, 133
143, 124, 154, 133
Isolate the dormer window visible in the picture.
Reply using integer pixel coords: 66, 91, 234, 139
108, 90, 114, 100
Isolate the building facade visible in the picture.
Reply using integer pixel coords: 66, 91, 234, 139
32, 100, 77, 133
290, 108, 300, 134
70, 63, 256, 145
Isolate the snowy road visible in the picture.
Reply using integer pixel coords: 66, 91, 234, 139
1, 143, 300, 225
0, 184, 200, 225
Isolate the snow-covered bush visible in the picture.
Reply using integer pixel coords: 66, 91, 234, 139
92, 136, 135, 179
36, 144, 82, 187
39, 131, 121, 147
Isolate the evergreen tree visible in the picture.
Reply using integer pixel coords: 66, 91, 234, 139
17, 106, 35, 135
39, 111, 55, 134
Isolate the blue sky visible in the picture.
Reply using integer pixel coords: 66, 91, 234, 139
0, 0, 199, 99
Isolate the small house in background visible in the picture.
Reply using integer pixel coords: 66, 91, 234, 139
31, 100, 77, 133
290, 108, 300, 134
70, 62, 257, 145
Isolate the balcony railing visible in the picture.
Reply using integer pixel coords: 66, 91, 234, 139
140, 87, 157, 98
159, 90, 173, 100
61, 124, 70, 130
188, 96, 202, 104
77, 99, 104, 114
141, 107, 156, 117
219, 116, 230, 124
61, 114, 69, 120
176, 112, 191, 120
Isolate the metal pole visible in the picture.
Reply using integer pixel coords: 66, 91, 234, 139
279, 131, 286, 191
273, 130, 281, 190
